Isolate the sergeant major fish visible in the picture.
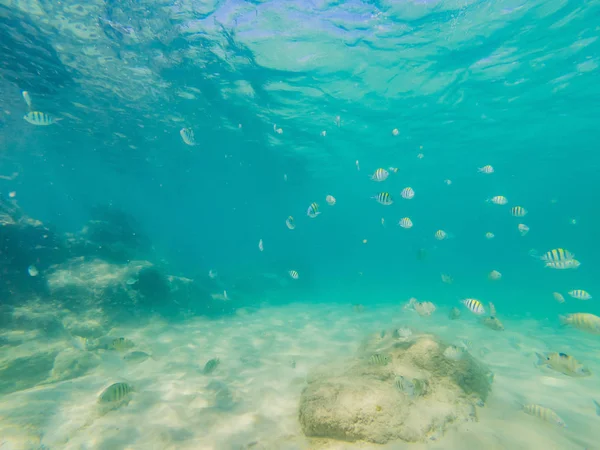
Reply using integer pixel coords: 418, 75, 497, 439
535, 352, 591, 377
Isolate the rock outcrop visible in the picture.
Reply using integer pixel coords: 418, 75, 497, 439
298, 330, 493, 445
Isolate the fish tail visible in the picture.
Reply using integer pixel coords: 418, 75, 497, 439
534, 352, 546, 366
558, 315, 569, 326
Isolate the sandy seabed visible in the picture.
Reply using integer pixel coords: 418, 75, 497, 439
0, 301, 598, 450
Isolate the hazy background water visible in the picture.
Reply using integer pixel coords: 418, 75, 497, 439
1, 0, 599, 316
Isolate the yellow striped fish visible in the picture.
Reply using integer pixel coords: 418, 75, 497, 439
23, 111, 59, 126
541, 248, 574, 263
521, 404, 567, 428
511, 206, 527, 217
98, 382, 134, 404
461, 298, 485, 315
489, 195, 508, 205
285, 216, 295, 230
371, 168, 389, 182
559, 313, 600, 335
369, 353, 390, 366
180, 127, 196, 145
535, 352, 591, 377
434, 229, 447, 240
289, 270, 299, 279
373, 192, 393, 205
399, 217, 413, 229
401, 187, 415, 199
307, 202, 320, 218
110, 337, 135, 352
568, 289, 591, 300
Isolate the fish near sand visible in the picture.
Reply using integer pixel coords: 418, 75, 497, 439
535, 352, 591, 377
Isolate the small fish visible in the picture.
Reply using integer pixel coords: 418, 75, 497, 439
489, 195, 508, 205
369, 353, 390, 366
381, 218, 385, 227
179, 127, 196, 145
417, 153, 424, 159
355, 160, 360, 170
208, 269, 218, 279
521, 404, 567, 428
394, 327, 412, 338
553, 292, 565, 303
289, 270, 299, 280
535, 352, 591, 377
399, 217, 413, 229
123, 351, 152, 363
461, 298, 485, 315
371, 168, 389, 182
22, 91, 32, 108
335, 115, 341, 127
488, 270, 502, 281
373, 192, 393, 205
98, 382, 134, 404
307, 202, 320, 218
24, 111, 60, 126
518, 224, 529, 236
441, 273, 453, 284
434, 229, 447, 240
110, 337, 135, 352
401, 187, 415, 199
388, 167, 399, 173
203, 357, 220, 374
485, 232, 495, 239
568, 289, 591, 300
258, 239, 264, 252
478, 165, 494, 174
593, 399, 600, 416
395, 376, 414, 396
559, 313, 600, 335
285, 216, 295, 230
444, 179, 452, 185
27, 265, 39, 277
511, 206, 527, 217
443, 345, 465, 361
489, 302, 497, 317
392, 128, 399, 136
448, 307, 461, 320
320, 130, 326, 137
482, 316, 504, 331
273, 124, 283, 134
325, 195, 336, 206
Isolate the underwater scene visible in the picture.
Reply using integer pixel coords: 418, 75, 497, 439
1, 0, 599, 449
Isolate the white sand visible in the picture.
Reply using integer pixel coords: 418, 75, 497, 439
0, 302, 598, 449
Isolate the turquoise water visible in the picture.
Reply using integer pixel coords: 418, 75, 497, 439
1, 1, 599, 448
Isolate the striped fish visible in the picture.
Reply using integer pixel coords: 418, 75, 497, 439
434, 229, 447, 240
511, 206, 527, 217
541, 248, 574, 263
399, 217, 413, 229
203, 357, 220, 374
522, 404, 567, 428
478, 165, 494, 174
307, 202, 320, 218
568, 289, 592, 300
489, 195, 508, 205
371, 168, 389, 182
461, 298, 485, 315
23, 111, 59, 126
285, 216, 295, 230
110, 337, 135, 352
369, 353, 390, 366
179, 127, 196, 145
98, 382, 134, 404
373, 192, 393, 205
289, 270, 299, 280
559, 313, 600, 335
401, 187, 415, 199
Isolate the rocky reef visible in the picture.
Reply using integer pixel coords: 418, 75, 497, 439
298, 329, 493, 445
